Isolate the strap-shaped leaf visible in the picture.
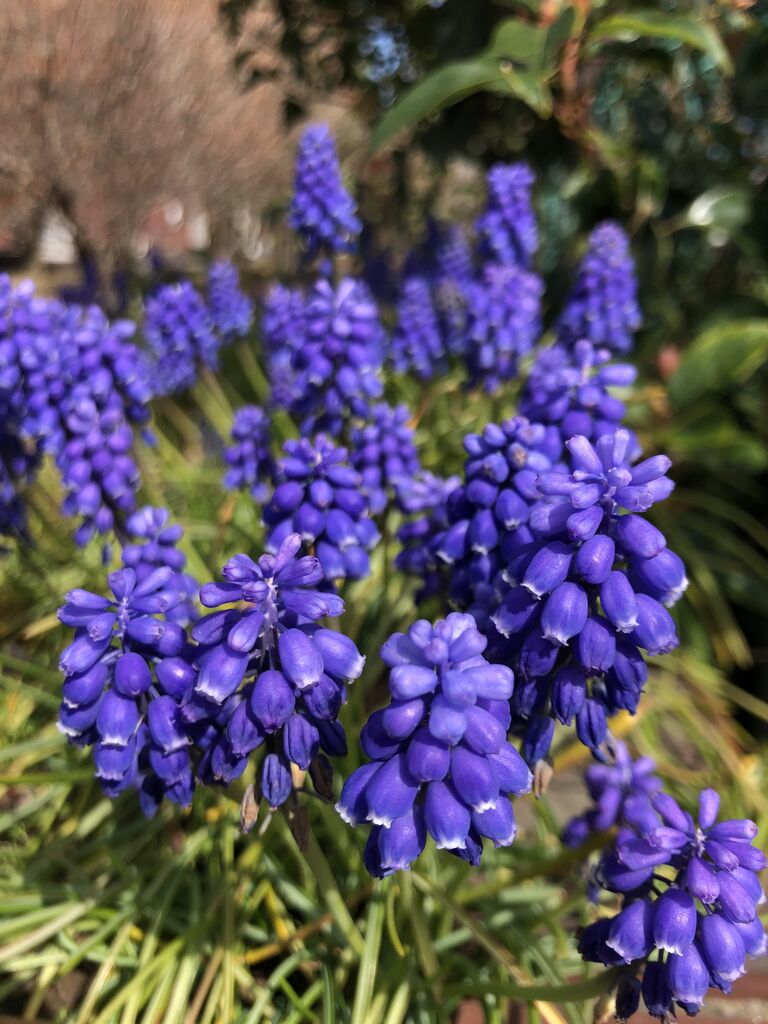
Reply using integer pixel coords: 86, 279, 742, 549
371, 57, 517, 152
588, 9, 733, 73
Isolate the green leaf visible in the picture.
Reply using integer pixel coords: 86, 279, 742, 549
668, 319, 768, 407
587, 10, 733, 74
488, 9, 575, 74
542, 6, 577, 68
488, 19, 548, 66
495, 64, 553, 117
370, 58, 510, 152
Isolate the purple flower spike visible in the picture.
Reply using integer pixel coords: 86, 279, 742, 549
281, 276, 384, 435
144, 281, 219, 395
290, 124, 361, 257
57, 561, 194, 814
471, 426, 682, 760
520, 340, 638, 445
581, 776, 765, 1019
186, 532, 362, 806
390, 276, 446, 381
0, 277, 153, 543
224, 405, 274, 503
464, 263, 543, 393
264, 435, 379, 584
557, 221, 641, 353
340, 613, 528, 876
350, 403, 421, 516
476, 163, 538, 268
206, 260, 253, 341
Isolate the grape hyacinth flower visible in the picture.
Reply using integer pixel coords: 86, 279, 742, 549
206, 260, 253, 341
183, 533, 365, 807
395, 471, 461, 603
287, 278, 384, 435
349, 403, 421, 515
433, 225, 473, 356
490, 428, 684, 764
338, 613, 532, 876
0, 276, 71, 458
519, 341, 638, 444
476, 163, 538, 268
0, 279, 152, 544
289, 124, 362, 258
580, 786, 766, 1019
144, 281, 219, 395
390, 276, 445, 380
54, 309, 150, 544
435, 224, 474, 287
557, 222, 642, 354
262, 284, 305, 410
563, 739, 662, 846
432, 417, 560, 621
57, 566, 193, 815
464, 263, 543, 393
122, 506, 199, 625
224, 405, 275, 503
264, 435, 380, 583
56, 382, 141, 546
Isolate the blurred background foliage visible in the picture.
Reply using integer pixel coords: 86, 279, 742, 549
2, 1, 768, 1021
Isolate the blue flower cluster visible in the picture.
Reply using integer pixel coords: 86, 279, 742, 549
338, 613, 532, 875
581, 784, 766, 1019
285, 278, 385, 435
224, 405, 274, 503
349, 403, 421, 515
0, 276, 152, 544
143, 281, 219, 395
182, 534, 365, 806
433, 225, 473, 357
492, 429, 685, 764
390, 276, 445, 380
58, 533, 366, 815
476, 163, 538, 268
434, 417, 560, 617
122, 506, 199, 626
520, 340, 637, 444
57, 567, 193, 815
557, 222, 642, 353
563, 738, 661, 847
464, 263, 543, 392
206, 260, 253, 341
395, 471, 461, 602
289, 124, 362, 258
262, 284, 305, 410
264, 435, 380, 583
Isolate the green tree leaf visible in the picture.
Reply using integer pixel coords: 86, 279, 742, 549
488, 19, 548, 66
370, 56, 550, 152
488, 9, 576, 74
668, 320, 768, 407
494, 64, 552, 117
587, 10, 733, 74
542, 6, 577, 69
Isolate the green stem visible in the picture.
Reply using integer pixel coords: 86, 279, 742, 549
350, 881, 387, 1024
381, 974, 412, 1024
301, 828, 366, 958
